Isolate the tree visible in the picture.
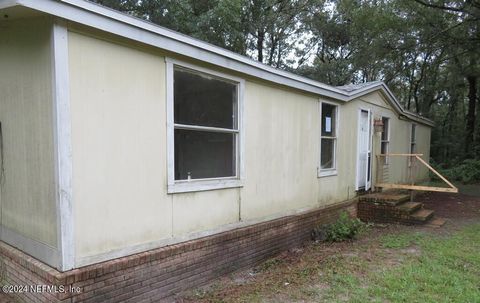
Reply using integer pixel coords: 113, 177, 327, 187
90, 0, 480, 164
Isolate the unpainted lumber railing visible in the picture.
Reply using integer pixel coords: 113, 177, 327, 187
375, 153, 458, 193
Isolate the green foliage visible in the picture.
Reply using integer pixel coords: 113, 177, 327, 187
257, 257, 282, 272
435, 159, 480, 184
380, 232, 422, 249
322, 212, 366, 242
91, 0, 480, 164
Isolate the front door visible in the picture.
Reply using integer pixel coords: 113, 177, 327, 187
357, 109, 372, 190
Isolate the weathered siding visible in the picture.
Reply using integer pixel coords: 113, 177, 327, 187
351, 92, 431, 186
68, 31, 172, 262
68, 29, 432, 268
242, 82, 319, 220
0, 18, 57, 248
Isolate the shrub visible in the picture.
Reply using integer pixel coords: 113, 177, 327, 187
312, 212, 366, 242
434, 159, 480, 184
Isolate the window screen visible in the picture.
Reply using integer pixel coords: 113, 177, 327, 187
410, 124, 416, 153
320, 103, 337, 170
381, 117, 390, 164
173, 67, 239, 181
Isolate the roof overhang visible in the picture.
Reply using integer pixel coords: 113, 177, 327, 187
0, 0, 434, 127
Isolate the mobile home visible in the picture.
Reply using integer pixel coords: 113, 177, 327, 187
0, 0, 433, 302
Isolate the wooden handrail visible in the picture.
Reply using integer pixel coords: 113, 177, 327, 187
375, 153, 458, 193
414, 155, 456, 189
378, 153, 423, 157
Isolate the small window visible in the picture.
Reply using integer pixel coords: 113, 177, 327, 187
410, 124, 416, 154
167, 60, 244, 193
380, 117, 390, 164
320, 102, 337, 175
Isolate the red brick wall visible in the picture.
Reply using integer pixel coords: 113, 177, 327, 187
0, 200, 356, 303
357, 200, 418, 224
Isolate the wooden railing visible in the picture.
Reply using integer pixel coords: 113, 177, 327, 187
375, 153, 458, 193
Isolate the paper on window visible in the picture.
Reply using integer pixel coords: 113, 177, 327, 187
325, 117, 332, 133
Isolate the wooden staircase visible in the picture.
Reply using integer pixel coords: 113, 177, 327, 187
357, 191, 446, 227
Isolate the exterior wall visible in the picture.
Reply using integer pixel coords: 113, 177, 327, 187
242, 82, 319, 220
68, 31, 172, 263
68, 29, 432, 268
346, 92, 431, 187
0, 200, 356, 303
0, 18, 58, 264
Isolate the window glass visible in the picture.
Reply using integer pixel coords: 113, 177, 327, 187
174, 68, 237, 129
410, 124, 416, 153
321, 103, 336, 137
381, 117, 390, 162
321, 138, 334, 169
381, 142, 388, 155
381, 117, 389, 141
174, 129, 236, 180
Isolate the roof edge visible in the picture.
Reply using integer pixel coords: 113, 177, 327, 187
8, 0, 434, 127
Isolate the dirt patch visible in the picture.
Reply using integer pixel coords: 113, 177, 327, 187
421, 191, 480, 219
177, 190, 480, 302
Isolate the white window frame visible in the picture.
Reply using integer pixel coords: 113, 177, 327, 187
380, 116, 390, 165
318, 100, 339, 177
166, 58, 245, 193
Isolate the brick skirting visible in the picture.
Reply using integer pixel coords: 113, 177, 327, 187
358, 200, 412, 224
0, 200, 356, 303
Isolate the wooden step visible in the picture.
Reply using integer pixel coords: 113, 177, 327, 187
397, 202, 422, 213
411, 209, 434, 222
425, 217, 447, 228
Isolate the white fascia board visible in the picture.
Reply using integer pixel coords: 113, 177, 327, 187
379, 83, 435, 127
14, 0, 350, 101
346, 83, 434, 127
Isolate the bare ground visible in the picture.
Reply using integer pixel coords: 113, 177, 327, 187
176, 188, 480, 303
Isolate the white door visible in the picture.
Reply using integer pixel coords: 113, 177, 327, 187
357, 109, 372, 190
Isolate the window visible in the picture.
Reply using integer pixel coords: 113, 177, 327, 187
319, 102, 338, 176
167, 60, 244, 193
410, 124, 416, 154
380, 117, 390, 164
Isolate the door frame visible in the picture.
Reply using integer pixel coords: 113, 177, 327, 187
355, 108, 373, 191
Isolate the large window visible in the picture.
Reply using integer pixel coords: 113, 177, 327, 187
380, 117, 390, 164
167, 60, 244, 193
319, 102, 338, 176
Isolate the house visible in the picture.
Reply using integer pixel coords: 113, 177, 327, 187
0, 0, 434, 302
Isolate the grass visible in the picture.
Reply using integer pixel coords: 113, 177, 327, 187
380, 232, 415, 249
371, 225, 480, 303
321, 225, 480, 302
185, 224, 480, 303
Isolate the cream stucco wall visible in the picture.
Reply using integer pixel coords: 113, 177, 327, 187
68, 29, 432, 267
0, 18, 57, 248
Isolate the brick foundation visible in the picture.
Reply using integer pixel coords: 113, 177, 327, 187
358, 200, 413, 224
0, 200, 356, 303
357, 198, 427, 225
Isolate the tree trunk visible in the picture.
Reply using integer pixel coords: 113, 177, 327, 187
257, 30, 264, 63
465, 75, 477, 158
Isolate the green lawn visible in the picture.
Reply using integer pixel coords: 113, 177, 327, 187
183, 223, 480, 303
